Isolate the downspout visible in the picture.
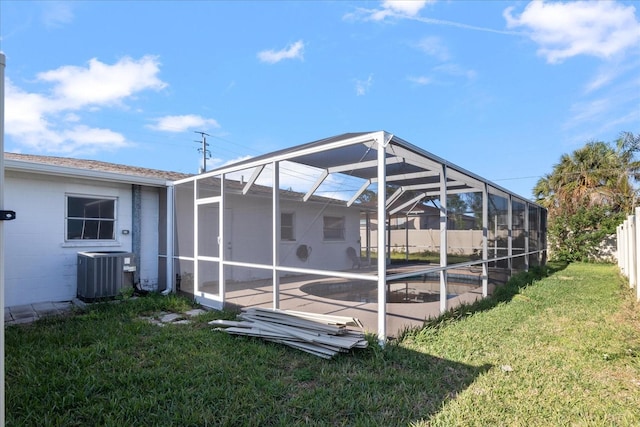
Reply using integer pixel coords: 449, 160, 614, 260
131, 184, 142, 287
162, 183, 174, 295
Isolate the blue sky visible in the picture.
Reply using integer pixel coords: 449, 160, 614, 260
1, 0, 639, 200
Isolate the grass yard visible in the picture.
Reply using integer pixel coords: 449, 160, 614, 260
5, 263, 640, 426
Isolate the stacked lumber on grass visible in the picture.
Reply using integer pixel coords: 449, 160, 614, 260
210, 307, 368, 359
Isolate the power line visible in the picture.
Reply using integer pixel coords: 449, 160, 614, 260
492, 167, 640, 183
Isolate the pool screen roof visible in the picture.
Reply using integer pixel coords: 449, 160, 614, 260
175, 130, 532, 211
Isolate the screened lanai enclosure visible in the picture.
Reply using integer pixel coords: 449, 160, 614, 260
170, 131, 547, 341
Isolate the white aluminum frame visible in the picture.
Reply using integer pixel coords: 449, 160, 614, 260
171, 130, 548, 343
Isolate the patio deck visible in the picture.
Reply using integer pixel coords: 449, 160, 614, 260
192, 265, 509, 338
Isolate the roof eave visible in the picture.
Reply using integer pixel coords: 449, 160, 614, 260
5, 159, 172, 187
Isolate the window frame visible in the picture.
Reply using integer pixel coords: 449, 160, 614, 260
65, 194, 117, 241
323, 215, 345, 241
280, 212, 296, 242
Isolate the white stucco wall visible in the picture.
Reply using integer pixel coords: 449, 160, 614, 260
279, 202, 362, 271
225, 195, 362, 282
3, 170, 163, 307
171, 188, 364, 285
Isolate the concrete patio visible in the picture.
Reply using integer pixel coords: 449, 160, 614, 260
191, 265, 509, 337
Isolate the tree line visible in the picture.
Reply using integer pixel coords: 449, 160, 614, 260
534, 131, 640, 262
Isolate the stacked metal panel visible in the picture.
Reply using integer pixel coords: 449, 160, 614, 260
211, 307, 368, 358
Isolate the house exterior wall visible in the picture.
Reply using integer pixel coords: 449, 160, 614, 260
172, 186, 363, 287
225, 194, 271, 268
224, 195, 362, 281
3, 170, 162, 306
139, 187, 160, 290
278, 201, 362, 271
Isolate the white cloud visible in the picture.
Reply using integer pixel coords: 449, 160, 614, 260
347, 0, 515, 35
366, 0, 432, 21
224, 80, 236, 94
257, 40, 305, 64
407, 64, 476, 87
408, 76, 433, 86
61, 125, 127, 149
564, 98, 611, 130
584, 58, 640, 94
5, 81, 128, 153
37, 56, 166, 109
355, 74, 374, 96
409, 36, 475, 87
383, 0, 429, 16
5, 80, 52, 137
433, 63, 477, 80
504, 1, 640, 63
584, 67, 619, 94
41, 1, 75, 28
5, 56, 167, 155
416, 36, 450, 61
564, 65, 640, 139
63, 112, 81, 123
149, 115, 220, 133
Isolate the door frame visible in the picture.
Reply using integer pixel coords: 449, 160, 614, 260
194, 196, 224, 309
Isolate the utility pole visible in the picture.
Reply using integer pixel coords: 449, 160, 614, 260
195, 131, 211, 173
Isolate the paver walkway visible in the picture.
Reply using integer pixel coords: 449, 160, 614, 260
5, 300, 208, 327
4, 301, 77, 326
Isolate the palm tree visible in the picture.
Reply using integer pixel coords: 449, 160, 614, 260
615, 131, 640, 210
534, 133, 639, 216
535, 132, 640, 261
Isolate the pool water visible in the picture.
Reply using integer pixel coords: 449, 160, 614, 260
300, 279, 469, 304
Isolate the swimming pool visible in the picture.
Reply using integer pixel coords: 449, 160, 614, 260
300, 274, 480, 304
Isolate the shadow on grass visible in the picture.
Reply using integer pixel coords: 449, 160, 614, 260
5, 264, 571, 426
235, 339, 496, 425
5, 296, 493, 426
316, 341, 493, 424
397, 261, 568, 339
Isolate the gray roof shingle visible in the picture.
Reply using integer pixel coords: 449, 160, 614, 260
4, 152, 193, 181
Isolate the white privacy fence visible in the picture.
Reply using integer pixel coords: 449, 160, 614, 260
616, 208, 640, 302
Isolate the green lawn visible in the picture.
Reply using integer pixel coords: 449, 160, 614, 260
5, 263, 640, 426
